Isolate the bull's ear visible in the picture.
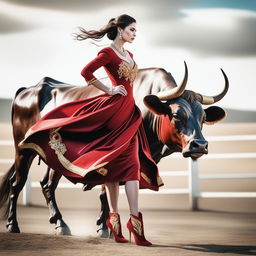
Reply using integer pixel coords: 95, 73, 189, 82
204, 106, 226, 125
143, 95, 171, 115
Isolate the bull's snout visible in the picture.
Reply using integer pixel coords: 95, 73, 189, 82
182, 139, 208, 159
190, 139, 208, 152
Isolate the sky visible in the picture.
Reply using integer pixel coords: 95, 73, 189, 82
0, 0, 256, 111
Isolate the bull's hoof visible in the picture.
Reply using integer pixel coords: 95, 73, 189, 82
55, 219, 71, 236
97, 228, 109, 238
55, 226, 71, 236
49, 215, 58, 224
49, 212, 62, 224
6, 223, 20, 233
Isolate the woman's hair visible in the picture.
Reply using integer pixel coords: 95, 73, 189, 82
74, 14, 136, 41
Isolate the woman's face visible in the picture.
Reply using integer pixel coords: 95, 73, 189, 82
120, 22, 137, 43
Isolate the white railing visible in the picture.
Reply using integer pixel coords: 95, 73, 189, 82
191, 134, 256, 209
1, 134, 256, 210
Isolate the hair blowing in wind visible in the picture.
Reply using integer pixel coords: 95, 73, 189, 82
74, 14, 136, 41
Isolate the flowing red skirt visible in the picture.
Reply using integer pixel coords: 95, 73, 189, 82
20, 91, 163, 191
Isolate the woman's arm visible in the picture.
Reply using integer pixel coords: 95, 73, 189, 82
81, 49, 113, 94
81, 49, 127, 96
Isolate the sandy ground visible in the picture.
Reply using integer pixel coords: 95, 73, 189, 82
0, 206, 255, 256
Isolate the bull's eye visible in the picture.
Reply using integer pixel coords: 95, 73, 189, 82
173, 113, 180, 121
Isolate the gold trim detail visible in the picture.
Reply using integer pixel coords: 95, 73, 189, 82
48, 128, 109, 177
18, 128, 35, 146
141, 172, 152, 185
96, 167, 108, 176
131, 215, 142, 236
141, 172, 164, 187
19, 143, 47, 160
157, 176, 164, 186
24, 127, 34, 139
86, 78, 98, 86
117, 61, 138, 83
110, 214, 120, 235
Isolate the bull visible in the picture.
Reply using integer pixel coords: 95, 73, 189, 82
0, 62, 228, 236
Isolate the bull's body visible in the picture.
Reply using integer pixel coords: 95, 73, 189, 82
0, 65, 228, 235
13, 69, 175, 163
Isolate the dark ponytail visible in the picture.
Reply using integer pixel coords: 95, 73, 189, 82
74, 14, 136, 41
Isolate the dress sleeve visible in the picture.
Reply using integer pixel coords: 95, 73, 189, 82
81, 48, 111, 84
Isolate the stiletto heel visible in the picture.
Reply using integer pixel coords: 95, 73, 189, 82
106, 212, 128, 243
129, 231, 131, 243
127, 212, 152, 246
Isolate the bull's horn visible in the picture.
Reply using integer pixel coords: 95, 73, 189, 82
157, 61, 188, 101
198, 69, 229, 105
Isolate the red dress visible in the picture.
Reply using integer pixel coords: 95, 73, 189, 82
19, 47, 163, 191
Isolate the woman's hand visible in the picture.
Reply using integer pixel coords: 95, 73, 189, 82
88, 79, 127, 96
111, 85, 127, 96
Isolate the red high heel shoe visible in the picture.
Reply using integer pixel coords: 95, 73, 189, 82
106, 212, 128, 243
127, 212, 152, 246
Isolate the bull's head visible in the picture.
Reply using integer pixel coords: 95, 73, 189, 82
143, 62, 229, 160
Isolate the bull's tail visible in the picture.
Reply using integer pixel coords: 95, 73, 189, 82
0, 163, 15, 219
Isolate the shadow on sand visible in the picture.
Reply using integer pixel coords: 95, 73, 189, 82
163, 244, 256, 255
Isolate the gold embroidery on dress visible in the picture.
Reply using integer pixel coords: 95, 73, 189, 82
117, 61, 138, 83
131, 215, 142, 236
110, 214, 120, 235
49, 129, 67, 155
48, 128, 109, 177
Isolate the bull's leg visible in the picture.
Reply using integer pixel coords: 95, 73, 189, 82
96, 184, 110, 238
40, 167, 71, 235
6, 151, 34, 233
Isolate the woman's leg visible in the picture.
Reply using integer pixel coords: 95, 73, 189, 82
125, 180, 139, 216
125, 180, 152, 246
105, 181, 128, 242
105, 182, 119, 212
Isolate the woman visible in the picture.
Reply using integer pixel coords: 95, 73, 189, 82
20, 14, 163, 246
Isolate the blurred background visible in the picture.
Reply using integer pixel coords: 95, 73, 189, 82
0, 0, 255, 213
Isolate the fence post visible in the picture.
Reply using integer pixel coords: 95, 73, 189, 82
188, 158, 199, 210
22, 171, 31, 205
